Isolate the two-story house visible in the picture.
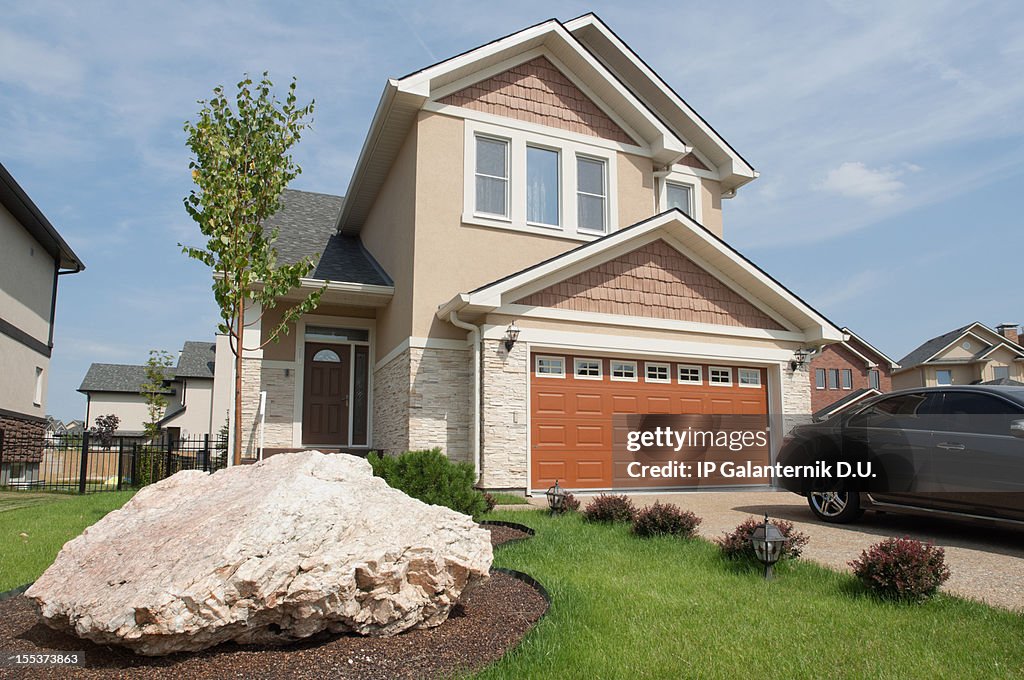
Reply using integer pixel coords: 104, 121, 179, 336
893, 322, 1024, 389
222, 14, 845, 492
809, 327, 899, 420
0, 161, 84, 484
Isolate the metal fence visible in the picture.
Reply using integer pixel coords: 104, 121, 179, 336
0, 431, 228, 493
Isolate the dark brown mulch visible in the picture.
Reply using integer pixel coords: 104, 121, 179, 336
485, 523, 533, 548
0, 525, 544, 680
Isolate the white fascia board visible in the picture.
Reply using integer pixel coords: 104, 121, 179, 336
841, 327, 900, 368
920, 326, 999, 365
975, 342, 1024, 361
338, 81, 400, 232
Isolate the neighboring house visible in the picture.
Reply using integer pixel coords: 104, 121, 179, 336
45, 416, 68, 437
809, 327, 899, 419
79, 340, 218, 439
223, 14, 846, 493
0, 162, 84, 485
893, 322, 1024, 389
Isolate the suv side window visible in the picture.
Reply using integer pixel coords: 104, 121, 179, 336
848, 392, 941, 430
935, 392, 1023, 436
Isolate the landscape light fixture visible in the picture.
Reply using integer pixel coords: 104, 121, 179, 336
789, 348, 810, 371
545, 479, 567, 515
504, 321, 521, 352
750, 513, 786, 580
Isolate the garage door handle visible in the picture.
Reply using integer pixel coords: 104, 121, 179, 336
936, 442, 965, 451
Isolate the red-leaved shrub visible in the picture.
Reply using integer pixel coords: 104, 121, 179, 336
560, 491, 580, 513
482, 492, 497, 513
850, 537, 951, 601
717, 516, 809, 562
631, 502, 702, 538
583, 494, 636, 523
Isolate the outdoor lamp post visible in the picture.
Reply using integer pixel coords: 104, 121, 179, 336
545, 479, 567, 514
750, 513, 786, 579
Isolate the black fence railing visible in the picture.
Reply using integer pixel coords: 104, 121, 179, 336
0, 431, 228, 493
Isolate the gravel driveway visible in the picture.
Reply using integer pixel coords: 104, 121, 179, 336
523, 490, 1024, 611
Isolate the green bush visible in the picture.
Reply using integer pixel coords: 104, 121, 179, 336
367, 448, 487, 517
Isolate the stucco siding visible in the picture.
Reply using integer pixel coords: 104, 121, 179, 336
86, 393, 150, 433
0, 202, 54, 343
0, 337, 47, 417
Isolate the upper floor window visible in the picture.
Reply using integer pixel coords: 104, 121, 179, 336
841, 369, 853, 390
34, 367, 43, 406
815, 368, 826, 390
577, 156, 607, 233
475, 136, 508, 217
527, 146, 560, 227
868, 369, 880, 390
665, 181, 693, 216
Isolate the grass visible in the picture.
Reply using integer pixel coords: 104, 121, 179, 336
476, 510, 1024, 680
488, 492, 530, 506
0, 490, 135, 591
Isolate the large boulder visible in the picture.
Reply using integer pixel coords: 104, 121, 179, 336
26, 451, 492, 656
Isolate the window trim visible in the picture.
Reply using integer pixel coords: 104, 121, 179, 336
534, 355, 565, 379
525, 143, 561, 229
935, 369, 953, 386
644, 362, 671, 384
815, 368, 826, 390
868, 369, 880, 391
677, 364, 702, 385
827, 368, 839, 390
657, 169, 705, 220
738, 368, 761, 388
709, 366, 733, 387
573, 357, 602, 380
33, 367, 43, 406
575, 154, 609, 235
473, 134, 510, 220
610, 360, 638, 382
840, 368, 853, 390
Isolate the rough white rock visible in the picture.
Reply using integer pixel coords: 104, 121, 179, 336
26, 451, 492, 656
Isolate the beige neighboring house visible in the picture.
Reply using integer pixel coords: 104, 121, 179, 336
223, 14, 846, 493
0, 161, 84, 484
893, 322, 1024, 389
79, 340, 218, 439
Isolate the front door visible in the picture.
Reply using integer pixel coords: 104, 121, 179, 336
303, 343, 350, 446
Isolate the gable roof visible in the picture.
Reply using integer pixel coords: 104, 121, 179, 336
338, 15, 750, 234
841, 327, 900, 369
175, 341, 216, 379
0, 161, 84, 272
266, 189, 393, 286
78, 364, 160, 394
896, 322, 1024, 372
440, 209, 843, 343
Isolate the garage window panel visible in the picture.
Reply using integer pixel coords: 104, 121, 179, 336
709, 367, 733, 386
535, 355, 565, 378
610, 360, 637, 382
645, 362, 671, 383
738, 368, 761, 388
678, 364, 702, 384
574, 358, 602, 380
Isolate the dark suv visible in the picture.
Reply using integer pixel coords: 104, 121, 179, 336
776, 386, 1024, 525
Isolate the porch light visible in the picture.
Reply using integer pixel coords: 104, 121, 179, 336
790, 348, 810, 371
545, 480, 567, 514
750, 513, 786, 580
504, 321, 521, 352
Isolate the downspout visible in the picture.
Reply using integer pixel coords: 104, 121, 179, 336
449, 311, 481, 484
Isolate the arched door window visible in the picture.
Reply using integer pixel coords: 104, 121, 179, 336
312, 349, 341, 363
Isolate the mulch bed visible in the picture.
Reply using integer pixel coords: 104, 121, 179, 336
0, 524, 544, 680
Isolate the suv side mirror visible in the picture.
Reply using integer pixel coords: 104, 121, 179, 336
1011, 419, 1024, 439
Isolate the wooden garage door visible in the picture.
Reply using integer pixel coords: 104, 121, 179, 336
530, 354, 769, 490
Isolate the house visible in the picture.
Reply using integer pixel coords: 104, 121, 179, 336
222, 14, 846, 491
893, 322, 1024, 389
0, 161, 84, 485
809, 327, 899, 419
79, 340, 219, 439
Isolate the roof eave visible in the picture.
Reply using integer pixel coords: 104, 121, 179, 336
0, 162, 85, 272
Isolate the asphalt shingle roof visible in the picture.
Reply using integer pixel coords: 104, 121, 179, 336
896, 324, 972, 369
263, 189, 392, 286
176, 341, 215, 379
78, 364, 166, 394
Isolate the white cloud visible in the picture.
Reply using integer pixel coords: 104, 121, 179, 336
819, 162, 908, 205
0, 29, 83, 95
815, 269, 887, 309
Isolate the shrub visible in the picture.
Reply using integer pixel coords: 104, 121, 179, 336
559, 492, 580, 513
631, 502, 702, 538
482, 492, 497, 513
850, 537, 951, 601
367, 448, 487, 517
717, 516, 810, 562
583, 494, 636, 523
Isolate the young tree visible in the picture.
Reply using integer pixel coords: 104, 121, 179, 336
91, 414, 120, 448
181, 74, 321, 465
140, 350, 175, 439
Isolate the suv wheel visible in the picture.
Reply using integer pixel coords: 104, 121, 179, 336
808, 486, 862, 523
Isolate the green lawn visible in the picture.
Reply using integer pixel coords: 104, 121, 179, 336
489, 492, 530, 506
0, 491, 135, 591
477, 510, 1024, 680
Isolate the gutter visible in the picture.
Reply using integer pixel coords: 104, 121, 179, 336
448, 310, 482, 484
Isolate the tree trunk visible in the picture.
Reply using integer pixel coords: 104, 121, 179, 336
233, 300, 245, 466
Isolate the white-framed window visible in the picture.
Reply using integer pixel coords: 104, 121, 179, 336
841, 369, 853, 390
678, 364, 702, 385
935, 369, 953, 386
827, 369, 839, 390
665, 181, 693, 216
33, 367, 43, 406
526, 145, 560, 227
576, 156, 607, 233
738, 368, 761, 388
709, 367, 732, 386
645, 362, 671, 383
474, 135, 509, 218
993, 366, 1010, 381
815, 368, 826, 390
535, 355, 565, 378
610, 360, 637, 382
574, 358, 602, 380
463, 120, 617, 239
869, 369, 880, 390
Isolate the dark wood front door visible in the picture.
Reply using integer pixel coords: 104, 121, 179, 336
303, 342, 350, 446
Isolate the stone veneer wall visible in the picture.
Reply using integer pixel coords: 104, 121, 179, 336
0, 412, 46, 463
780, 365, 812, 435
479, 339, 528, 490
372, 349, 411, 456
408, 346, 472, 463
239, 358, 263, 459
260, 366, 295, 449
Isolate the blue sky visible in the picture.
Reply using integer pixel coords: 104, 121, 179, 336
2, 1, 1022, 421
